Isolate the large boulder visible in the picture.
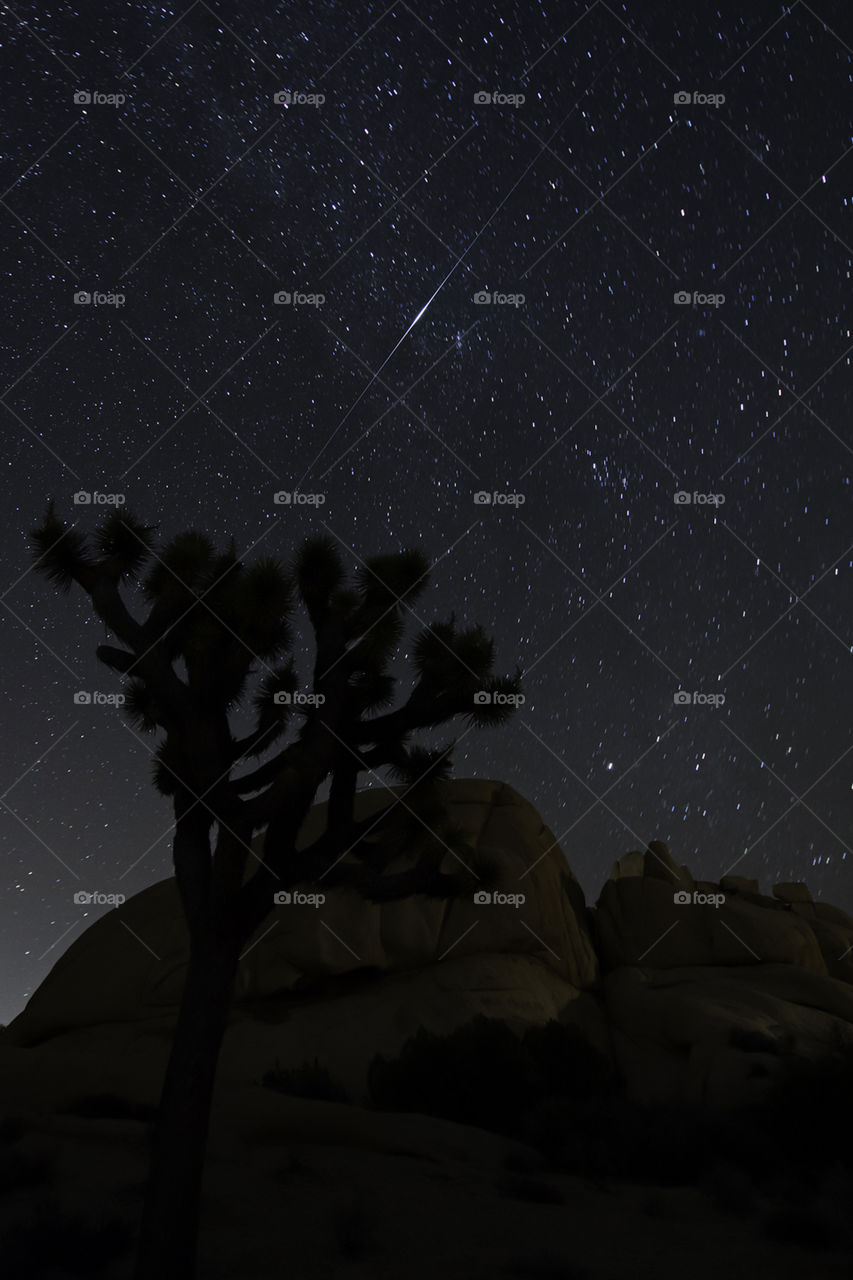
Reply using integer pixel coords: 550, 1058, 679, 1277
602, 962, 853, 1106
5, 786, 853, 1113
592, 844, 829, 977
4, 780, 599, 1061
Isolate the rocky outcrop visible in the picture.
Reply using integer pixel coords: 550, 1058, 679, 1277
3, 780, 600, 1100
4, 780, 853, 1111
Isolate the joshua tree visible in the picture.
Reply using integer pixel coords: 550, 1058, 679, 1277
30, 504, 522, 1280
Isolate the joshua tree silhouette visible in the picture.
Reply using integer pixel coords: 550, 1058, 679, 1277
30, 503, 522, 1280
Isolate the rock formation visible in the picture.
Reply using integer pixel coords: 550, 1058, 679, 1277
3, 778, 853, 1112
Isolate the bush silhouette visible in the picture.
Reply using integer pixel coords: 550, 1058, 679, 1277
367, 1015, 617, 1136
262, 1058, 349, 1103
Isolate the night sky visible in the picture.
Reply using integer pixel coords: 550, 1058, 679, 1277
2, 1, 852, 1026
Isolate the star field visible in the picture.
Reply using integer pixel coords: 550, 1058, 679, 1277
1, 0, 852, 1025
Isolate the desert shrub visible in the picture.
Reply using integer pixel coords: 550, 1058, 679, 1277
368, 1017, 530, 1131
0, 1195, 131, 1278
262, 1058, 349, 1103
367, 1016, 617, 1136
521, 1020, 619, 1098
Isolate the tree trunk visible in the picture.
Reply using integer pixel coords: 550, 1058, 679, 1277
133, 926, 241, 1280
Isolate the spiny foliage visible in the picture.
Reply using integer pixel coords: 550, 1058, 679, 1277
30, 504, 523, 869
